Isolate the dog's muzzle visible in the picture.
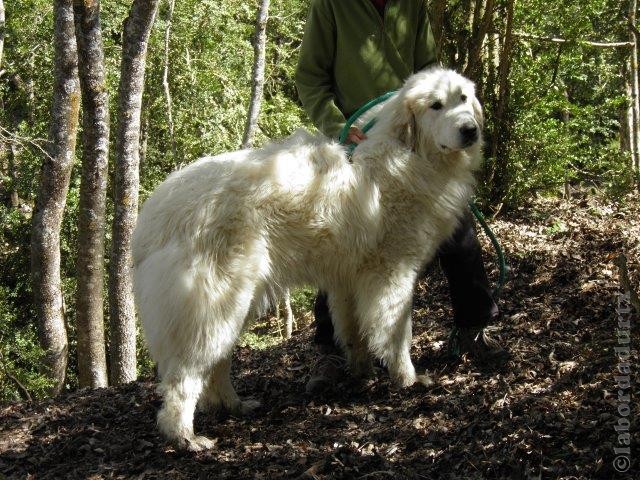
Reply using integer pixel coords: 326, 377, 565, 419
459, 122, 479, 148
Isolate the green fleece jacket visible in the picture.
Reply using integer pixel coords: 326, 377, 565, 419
295, 0, 437, 138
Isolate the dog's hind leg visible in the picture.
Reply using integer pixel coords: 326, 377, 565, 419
144, 250, 261, 450
198, 354, 261, 415
327, 291, 373, 379
355, 270, 434, 388
136, 249, 222, 451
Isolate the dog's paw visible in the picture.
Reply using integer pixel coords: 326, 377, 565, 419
176, 435, 218, 452
415, 373, 435, 387
393, 371, 417, 388
394, 371, 435, 389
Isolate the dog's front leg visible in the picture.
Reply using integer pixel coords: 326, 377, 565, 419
383, 311, 433, 388
355, 270, 433, 388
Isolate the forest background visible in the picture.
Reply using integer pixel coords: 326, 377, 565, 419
0, 0, 637, 400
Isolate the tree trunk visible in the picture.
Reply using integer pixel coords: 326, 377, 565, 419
30, 0, 80, 396
8, 142, 19, 207
0, 3, 8, 206
486, 26, 498, 106
241, 0, 270, 149
162, 0, 176, 158
621, 62, 632, 152
282, 289, 294, 339
465, 0, 482, 75
109, 0, 159, 386
628, 0, 640, 187
74, 0, 109, 389
489, 0, 515, 205
0, 0, 4, 71
429, 0, 448, 60
464, 0, 494, 86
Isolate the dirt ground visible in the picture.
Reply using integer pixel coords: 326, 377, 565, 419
1, 194, 638, 479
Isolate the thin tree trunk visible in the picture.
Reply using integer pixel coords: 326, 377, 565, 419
162, 0, 176, 158
451, 0, 472, 70
0, 0, 5, 71
622, 62, 632, 152
0, 5, 12, 206
628, 0, 640, 187
30, 0, 80, 396
465, 0, 482, 74
241, 0, 270, 149
109, 0, 159, 386
74, 0, 109, 389
562, 88, 571, 199
8, 143, 18, 207
465, 0, 494, 86
489, 0, 515, 205
429, 0, 448, 60
0, 139, 6, 202
479, 13, 498, 189
282, 289, 294, 339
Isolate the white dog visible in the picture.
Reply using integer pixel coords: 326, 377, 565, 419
132, 68, 483, 451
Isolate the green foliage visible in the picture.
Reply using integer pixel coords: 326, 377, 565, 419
490, 0, 633, 206
289, 286, 316, 317
0, 3, 57, 405
0, 207, 53, 400
543, 219, 568, 236
239, 326, 285, 350
136, 326, 156, 380
239, 286, 316, 350
0, 294, 53, 401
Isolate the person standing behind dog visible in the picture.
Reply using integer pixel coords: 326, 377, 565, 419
296, 0, 508, 393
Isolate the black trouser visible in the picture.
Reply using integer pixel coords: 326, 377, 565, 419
313, 212, 499, 346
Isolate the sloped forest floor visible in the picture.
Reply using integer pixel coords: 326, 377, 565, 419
1, 194, 639, 480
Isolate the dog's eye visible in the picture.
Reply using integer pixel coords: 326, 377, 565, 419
461, 94, 467, 102
430, 101, 443, 110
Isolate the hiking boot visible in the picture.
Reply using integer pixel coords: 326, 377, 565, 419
305, 353, 347, 395
448, 326, 509, 363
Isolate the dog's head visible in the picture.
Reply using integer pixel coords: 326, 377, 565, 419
390, 68, 483, 154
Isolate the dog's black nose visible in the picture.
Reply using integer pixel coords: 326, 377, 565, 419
459, 124, 478, 146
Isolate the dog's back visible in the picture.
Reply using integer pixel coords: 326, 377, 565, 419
133, 130, 383, 290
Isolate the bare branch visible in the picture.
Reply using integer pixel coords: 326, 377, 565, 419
513, 31, 634, 48
0, 125, 52, 161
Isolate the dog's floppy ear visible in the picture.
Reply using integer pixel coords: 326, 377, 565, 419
391, 94, 418, 151
398, 108, 416, 151
471, 95, 484, 131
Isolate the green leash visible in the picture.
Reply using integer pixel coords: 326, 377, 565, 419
338, 90, 397, 151
338, 92, 508, 298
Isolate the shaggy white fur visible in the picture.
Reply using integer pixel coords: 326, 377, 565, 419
132, 68, 484, 451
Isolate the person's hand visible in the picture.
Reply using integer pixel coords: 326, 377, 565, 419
346, 126, 367, 145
